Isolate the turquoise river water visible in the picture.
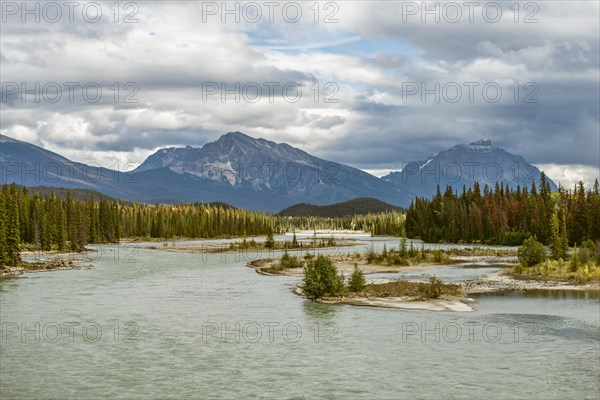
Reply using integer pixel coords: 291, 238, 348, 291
1, 235, 598, 399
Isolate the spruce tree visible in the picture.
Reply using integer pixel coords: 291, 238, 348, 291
558, 211, 569, 260
550, 211, 564, 260
570, 245, 580, 272
303, 255, 343, 299
400, 227, 407, 257
56, 203, 67, 251
0, 191, 7, 266
264, 229, 275, 248
348, 264, 366, 292
571, 182, 587, 245
5, 184, 21, 266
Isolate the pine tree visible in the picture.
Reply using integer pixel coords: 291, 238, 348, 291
588, 179, 600, 240
87, 198, 98, 243
0, 191, 7, 266
570, 245, 580, 272
348, 264, 366, 292
550, 211, 565, 260
56, 202, 67, 251
40, 203, 51, 251
571, 181, 587, 245
18, 187, 31, 243
264, 229, 275, 248
538, 172, 553, 244
517, 237, 546, 267
558, 210, 569, 259
5, 184, 21, 265
303, 255, 343, 299
400, 227, 407, 257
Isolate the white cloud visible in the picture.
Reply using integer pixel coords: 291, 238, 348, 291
125, 109, 188, 130
363, 168, 396, 178
538, 163, 599, 189
1, 124, 38, 142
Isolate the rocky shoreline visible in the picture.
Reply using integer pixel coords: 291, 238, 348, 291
0, 251, 94, 277
461, 270, 600, 293
292, 285, 476, 312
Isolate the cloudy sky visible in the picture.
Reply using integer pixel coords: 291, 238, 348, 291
1, 1, 598, 188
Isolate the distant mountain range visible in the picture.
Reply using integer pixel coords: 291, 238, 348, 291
133, 131, 407, 208
382, 139, 558, 198
0, 133, 556, 211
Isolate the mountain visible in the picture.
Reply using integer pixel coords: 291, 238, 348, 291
278, 197, 404, 217
0, 132, 408, 211
133, 132, 409, 209
382, 139, 557, 201
0, 134, 128, 195
0, 134, 557, 210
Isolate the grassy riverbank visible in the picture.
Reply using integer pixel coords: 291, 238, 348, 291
506, 259, 600, 283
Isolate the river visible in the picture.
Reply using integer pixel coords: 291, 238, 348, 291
1, 236, 599, 399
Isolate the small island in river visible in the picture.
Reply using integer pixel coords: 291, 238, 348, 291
149, 232, 357, 254
248, 244, 600, 312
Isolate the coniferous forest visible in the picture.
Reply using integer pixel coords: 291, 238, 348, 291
0, 183, 404, 266
405, 174, 600, 246
1, 173, 599, 267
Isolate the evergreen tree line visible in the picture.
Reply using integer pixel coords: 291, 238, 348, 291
0, 184, 122, 266
7, 172, 596, 267
405, 173, 600, 246
0, 184, 406, 266
277, 211, 405, 236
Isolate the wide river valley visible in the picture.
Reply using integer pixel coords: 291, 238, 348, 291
1, 235, 599, 399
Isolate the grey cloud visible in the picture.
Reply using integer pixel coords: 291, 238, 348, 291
92, 127, 219, 153
0, 1, 597, 179
310, 116, 346, 129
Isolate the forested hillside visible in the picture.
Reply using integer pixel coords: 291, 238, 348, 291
278, 198, 403, 217
0, 184, 405, 266
406, 174, 600, 245
9, 185, 134, 204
